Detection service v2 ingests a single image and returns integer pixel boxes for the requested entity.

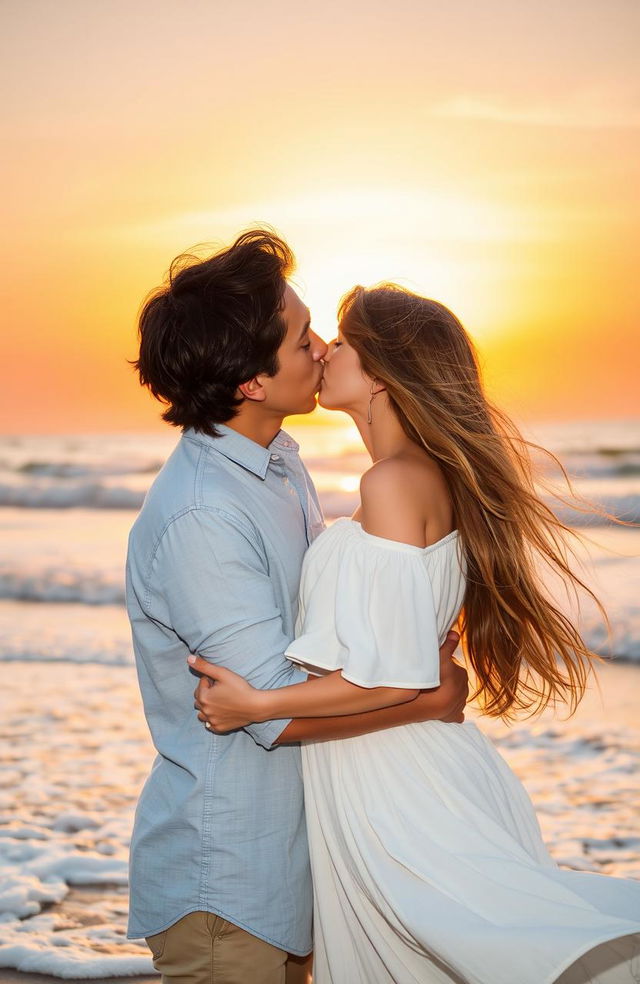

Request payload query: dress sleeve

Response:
[334,538,442,689]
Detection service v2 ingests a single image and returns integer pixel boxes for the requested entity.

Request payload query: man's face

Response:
[259,284,327,416]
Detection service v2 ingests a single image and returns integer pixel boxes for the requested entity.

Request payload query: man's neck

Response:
[223,411,285,449]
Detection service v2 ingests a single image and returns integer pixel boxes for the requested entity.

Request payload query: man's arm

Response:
[151,506,307,750]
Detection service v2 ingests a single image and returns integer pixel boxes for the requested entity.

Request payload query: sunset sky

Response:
[2,0,638,432]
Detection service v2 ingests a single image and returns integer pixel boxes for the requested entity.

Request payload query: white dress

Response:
[284,518,640,984]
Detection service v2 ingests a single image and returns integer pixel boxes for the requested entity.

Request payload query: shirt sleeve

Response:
[147,506,306,750]
[333,539,443,689]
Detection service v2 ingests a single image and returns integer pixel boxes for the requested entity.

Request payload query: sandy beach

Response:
[1,656,638,981]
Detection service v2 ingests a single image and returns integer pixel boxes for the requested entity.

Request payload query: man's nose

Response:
[311,331,328,361]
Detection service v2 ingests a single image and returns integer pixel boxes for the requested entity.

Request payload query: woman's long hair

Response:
[339,283,612,721]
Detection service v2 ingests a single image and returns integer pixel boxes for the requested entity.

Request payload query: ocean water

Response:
[1,418,639,664]
[0,417,639,978]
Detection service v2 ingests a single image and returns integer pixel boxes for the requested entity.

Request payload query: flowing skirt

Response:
[302,720,640,984]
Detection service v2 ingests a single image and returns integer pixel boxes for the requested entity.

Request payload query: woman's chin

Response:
[318,391,349,414]
[318,382,350,414]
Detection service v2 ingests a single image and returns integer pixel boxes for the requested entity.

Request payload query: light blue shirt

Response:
[125,424,325,952]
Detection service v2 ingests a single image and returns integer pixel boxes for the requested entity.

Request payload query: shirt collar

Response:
[183,424,299,481]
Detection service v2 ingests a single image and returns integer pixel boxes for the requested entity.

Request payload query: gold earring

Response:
[367,382,378,425]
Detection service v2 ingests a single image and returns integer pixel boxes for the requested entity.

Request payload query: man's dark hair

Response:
[133,228,294,436]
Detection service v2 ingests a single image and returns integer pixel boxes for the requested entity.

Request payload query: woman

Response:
[191,285,640,983]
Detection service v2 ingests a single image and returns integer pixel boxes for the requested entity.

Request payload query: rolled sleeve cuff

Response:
[243,663,308,749]
[245,717,293,750]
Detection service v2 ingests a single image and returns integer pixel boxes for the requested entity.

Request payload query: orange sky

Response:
[1,0,638,433]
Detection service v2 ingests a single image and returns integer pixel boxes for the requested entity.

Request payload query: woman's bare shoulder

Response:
[359,455,452,547]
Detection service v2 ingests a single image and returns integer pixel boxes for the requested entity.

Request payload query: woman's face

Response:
[318,322,373,414]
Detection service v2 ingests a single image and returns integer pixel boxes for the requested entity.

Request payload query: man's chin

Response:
[287,397,319,417]
[288,385,327,416]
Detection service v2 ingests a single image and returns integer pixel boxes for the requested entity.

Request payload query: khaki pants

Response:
[145,910,313,984]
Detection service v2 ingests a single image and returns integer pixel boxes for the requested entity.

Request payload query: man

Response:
[125,229,468,984]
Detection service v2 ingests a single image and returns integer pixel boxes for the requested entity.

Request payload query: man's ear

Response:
[236,375,267,403]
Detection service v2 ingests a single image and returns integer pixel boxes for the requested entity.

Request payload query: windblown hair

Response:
[339,283,610,720]
[133,228,294,437]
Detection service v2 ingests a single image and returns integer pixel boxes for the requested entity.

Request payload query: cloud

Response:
[431,92,640,129]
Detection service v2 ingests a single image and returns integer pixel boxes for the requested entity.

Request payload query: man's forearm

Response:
[274,684,449,744]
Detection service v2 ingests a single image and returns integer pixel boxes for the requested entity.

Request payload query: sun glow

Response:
[127,185,529,344]
[2,0,638,432]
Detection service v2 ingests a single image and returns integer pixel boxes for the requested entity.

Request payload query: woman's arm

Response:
[275,645,468,743]
[191,632,467,739]
[260,669,420,720]
[188,654,419,733]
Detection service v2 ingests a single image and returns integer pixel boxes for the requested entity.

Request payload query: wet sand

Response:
[1,658,638,980]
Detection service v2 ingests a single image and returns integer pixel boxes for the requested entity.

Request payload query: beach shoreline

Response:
[0,972,156,984]
[1,657,638,980]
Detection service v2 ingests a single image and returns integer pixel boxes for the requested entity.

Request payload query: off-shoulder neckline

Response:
[337,517,459,555]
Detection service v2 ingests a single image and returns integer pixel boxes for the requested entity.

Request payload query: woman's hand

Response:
[436,633,469,723]
[188,654,267,732]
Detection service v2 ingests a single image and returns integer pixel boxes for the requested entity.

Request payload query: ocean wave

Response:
[534,450,640,480]
[15,459,162,478]
[0,580,638,665]
[0,600,134,665]
[551,495,640,527]
[0,570,124,605]
[0,481,145,509]
[2,448,639,483]
[13,481,634,523]
[1,647,134,666]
